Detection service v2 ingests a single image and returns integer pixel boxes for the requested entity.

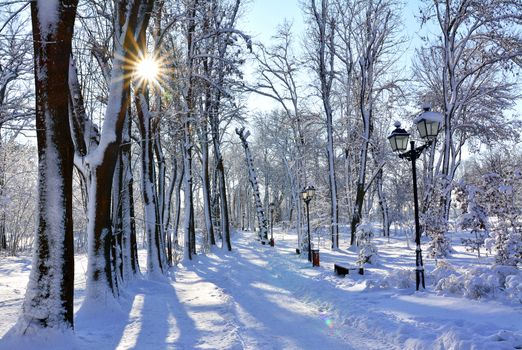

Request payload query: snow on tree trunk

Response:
[0,130,6,251]
[120,109,140,277]
[15,0,78,332]
[173,158,184,256]
[376,169,390,237]
[163,156,177,265]
[212,118,232,251]
[182,136,196,260]
[136,93,164,276]
[111,152,124,284]
[198,117,216,248]
[236,127,268,242]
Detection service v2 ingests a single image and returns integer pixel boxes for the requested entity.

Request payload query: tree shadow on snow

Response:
[131,278,198,349]
[188,247,355,349]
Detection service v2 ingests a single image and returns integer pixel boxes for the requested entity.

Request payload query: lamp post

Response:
[269,202,275,246]
[301,186,316,262]
[388,105,442,291]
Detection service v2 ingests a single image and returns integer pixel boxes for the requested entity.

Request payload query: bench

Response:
[334,264,364,276]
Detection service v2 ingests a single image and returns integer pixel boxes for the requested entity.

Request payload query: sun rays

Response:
[132,53,169,89]
[136,55,160,83]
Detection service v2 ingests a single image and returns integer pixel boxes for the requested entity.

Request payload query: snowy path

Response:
[1,229,521,349]
[183,239,392,350]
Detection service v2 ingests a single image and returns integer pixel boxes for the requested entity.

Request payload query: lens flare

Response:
[135,56,160,83]
[325,318,334,328]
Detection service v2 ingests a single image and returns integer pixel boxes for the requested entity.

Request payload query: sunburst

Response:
[133,55,165,86]
[135,55,161,84]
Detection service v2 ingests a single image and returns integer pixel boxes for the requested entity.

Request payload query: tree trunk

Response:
[136,93,164,275]
[236,127,268,242]
[173,159,184,254]
[163,156,177,266]
[0,130,6,251]
[121,108,140,277]
[199,121,216,247]
[17,0,77,331]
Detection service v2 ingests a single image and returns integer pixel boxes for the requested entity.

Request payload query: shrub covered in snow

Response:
[456,170,522,267]
[431,261,522,303]
[454,182,489,258]
[355,223,379,265]
[424,204,452,259]
[421,175,453,258]
[481,171,522,267]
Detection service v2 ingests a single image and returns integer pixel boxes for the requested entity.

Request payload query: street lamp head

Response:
[388,121,410,152]
[415,106,442,140]
[301,185,316,202]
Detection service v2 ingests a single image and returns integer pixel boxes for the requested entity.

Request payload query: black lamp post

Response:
[269,202,275,246]
[301,186,316,262]
[388,105,442,291]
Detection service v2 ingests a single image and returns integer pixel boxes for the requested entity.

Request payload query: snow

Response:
[36,0,59,37]
[414,111,443,123]
[1,230,521,349]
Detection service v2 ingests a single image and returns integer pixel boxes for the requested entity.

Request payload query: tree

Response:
[458,149,522,266]
[248,22,309,252]
[15,0,78,332]
[348,0,403,245]
[69,0,155,301]
[236,127,269,242]
[416,0,522,226]
[306,0,339,249]
[134,1,166,276]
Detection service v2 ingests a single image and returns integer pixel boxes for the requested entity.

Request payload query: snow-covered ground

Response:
[0,229,521,349]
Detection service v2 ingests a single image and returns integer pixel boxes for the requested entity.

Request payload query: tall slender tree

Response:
[307,0,339,249]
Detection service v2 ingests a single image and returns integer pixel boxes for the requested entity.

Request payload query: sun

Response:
[135,56,160,84]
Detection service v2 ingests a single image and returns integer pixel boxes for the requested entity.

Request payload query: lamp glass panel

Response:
[417,119,428,139]
[307,187,315,199]
[426,120,440,138]
[397,135,409,151]
[388,137,398,152]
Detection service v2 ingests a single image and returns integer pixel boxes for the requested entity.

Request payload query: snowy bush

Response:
[480,171,522,267]
[504,274,522,303]
[454,182,488,258]
[422,176,453,258]
[431,262,522,303]
[355,223,378,265]
[424,204,452,259]
[359,268,415,290]
[454,170,522,267]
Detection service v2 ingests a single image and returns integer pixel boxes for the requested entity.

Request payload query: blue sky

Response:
[240,0,521,117]
[240,0,430,112]
[241,0,427,50]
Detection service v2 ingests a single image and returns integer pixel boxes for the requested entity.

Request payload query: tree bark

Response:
[18,0,78,330]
